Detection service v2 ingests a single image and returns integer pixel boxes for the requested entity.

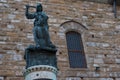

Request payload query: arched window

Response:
[66,31,87,68]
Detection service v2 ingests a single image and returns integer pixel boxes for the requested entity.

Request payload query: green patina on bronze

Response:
[24,3,57,69]
[25,3,56,51]
[24,49,57,69]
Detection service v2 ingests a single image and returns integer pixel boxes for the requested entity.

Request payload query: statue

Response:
[24,3,57,69]
[25,3,56,52]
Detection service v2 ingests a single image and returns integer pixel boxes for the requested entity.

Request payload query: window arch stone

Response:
[60,20,88,34]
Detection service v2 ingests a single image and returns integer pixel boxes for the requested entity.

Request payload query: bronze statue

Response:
[24,3,57,69]
[25,3,56,51]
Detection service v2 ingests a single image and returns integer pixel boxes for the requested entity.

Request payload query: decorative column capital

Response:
[24,65,58,80]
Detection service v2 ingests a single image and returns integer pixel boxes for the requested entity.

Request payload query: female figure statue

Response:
[25,3,56,51]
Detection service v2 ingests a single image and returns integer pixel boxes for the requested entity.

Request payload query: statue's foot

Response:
[36,45,40,48]
[26,45,36,51]
[36,45,47,50]
[48,44,56,48]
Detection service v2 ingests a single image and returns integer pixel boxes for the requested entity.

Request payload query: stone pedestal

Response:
[24,47,57,80]
[24,65,57,80]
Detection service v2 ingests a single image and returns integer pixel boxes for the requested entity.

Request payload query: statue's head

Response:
[36,3,43,12]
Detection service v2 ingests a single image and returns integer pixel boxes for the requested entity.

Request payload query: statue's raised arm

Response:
[25,4,35,19]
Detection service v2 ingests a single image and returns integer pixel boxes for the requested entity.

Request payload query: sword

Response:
[29,5,36,8]
[26,4,36,8]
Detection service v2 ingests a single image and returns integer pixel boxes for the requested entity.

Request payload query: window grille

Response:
[66,31,87,68]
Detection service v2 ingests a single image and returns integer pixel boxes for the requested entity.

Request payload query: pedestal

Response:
[24,47,57,80]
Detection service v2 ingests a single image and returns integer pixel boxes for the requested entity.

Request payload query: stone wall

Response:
[0,0,120,80]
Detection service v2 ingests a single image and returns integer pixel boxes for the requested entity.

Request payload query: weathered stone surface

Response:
[94,58,104,64]
[12,54,22,61]
[115,59,120,64]
[0,77,4,80]
[66,77,81,80]
[100,78,113,80]
[5,77,24,80]
[116,78,120,80]
[7,24,15,29]
[0,0,120,80]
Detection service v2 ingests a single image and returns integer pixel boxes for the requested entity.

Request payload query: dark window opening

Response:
[66,31,87,68]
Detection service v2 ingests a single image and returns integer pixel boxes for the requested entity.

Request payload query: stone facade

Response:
[0,0,120,80]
